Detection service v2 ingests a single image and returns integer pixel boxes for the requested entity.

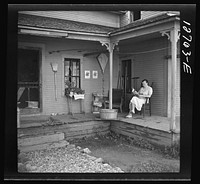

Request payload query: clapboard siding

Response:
[133,58,166,116]
[20,11,120,28]
[141,11,165,20]
[121,37,168,116]
[120,11,129,27]
[141,11,180,20]
[18,34,119,115]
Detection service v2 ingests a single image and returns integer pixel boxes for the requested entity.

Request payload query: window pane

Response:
[72,61,77,76]
[76,61,80,76]
[76,77,80,88]
[64,76,70,88]
[71,77,76,87]
[64,60,70,76]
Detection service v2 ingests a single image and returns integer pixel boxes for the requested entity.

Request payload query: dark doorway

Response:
[121,59,132,111]
[122,59,132,94]
[17,48,41,114]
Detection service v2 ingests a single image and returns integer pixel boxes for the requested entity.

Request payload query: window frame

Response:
[64,58,81,90]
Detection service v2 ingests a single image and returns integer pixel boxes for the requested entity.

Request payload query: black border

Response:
[5,4,196,181]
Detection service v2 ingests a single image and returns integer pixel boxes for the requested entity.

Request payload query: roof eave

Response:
[18,25,109,38]
[109,15,180,36]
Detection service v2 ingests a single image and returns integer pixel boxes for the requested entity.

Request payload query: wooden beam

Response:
[83,50,108,57]
[19,140,69,152]
[18,132,65,147]
[109,49,113,109]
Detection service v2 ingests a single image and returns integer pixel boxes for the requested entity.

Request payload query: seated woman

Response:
[126,79,153,118]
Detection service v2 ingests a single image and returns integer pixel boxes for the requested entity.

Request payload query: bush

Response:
[163,141,180,158]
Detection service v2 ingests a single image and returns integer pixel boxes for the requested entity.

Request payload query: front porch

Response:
[18,112,180,152]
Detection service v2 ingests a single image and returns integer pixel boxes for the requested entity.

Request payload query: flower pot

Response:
[74,94,85,100]
[100,109,118,120]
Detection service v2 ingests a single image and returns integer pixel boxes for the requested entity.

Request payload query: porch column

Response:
[161,24,180,131]
[170,25,180,131]
[100,40,118,109]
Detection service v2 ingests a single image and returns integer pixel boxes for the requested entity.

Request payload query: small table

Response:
[67,95,85,116]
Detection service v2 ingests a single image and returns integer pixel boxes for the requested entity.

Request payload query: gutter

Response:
[18,25,109,38]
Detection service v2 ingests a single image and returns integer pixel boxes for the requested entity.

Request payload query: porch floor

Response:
[19,112,180,133]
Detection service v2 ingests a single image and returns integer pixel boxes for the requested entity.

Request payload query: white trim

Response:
[20,29,68,37]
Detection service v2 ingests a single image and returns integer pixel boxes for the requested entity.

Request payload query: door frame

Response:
[18,42,45,114]
[120,58,132,111]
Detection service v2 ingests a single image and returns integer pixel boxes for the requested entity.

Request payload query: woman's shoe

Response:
[126,113,132,118]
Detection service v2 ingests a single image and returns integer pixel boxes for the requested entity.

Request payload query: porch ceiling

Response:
[118,32,161,46]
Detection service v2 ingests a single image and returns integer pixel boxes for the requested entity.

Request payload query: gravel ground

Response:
[18,132,179,173]
[70,132,180,173]
[18,144,124,173]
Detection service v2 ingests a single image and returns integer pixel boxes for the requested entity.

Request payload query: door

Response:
[121,59,132,110]
[17,48,41,114]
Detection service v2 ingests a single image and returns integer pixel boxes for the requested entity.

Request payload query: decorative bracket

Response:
[100,40,119,53]
[161,30,171,40]
[160,29,180,43]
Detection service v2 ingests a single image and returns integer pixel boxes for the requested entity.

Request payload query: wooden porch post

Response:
[100,40,118,109]
[109,48,113,109]
[170,25,179,131]
[161,23,180,132]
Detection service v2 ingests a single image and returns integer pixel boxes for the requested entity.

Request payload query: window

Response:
[133,11,141,21]
[64,58,81,89]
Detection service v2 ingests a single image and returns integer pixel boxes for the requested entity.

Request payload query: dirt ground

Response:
[70,132,180,172]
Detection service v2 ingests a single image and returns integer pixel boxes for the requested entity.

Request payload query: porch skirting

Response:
[110,120,180,148]
[18,114,180,152]
[18,120,111,141]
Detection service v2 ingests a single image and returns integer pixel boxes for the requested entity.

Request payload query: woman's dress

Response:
[130,86,153,112]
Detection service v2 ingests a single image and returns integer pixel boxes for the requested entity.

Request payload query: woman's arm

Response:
[139,87,153,98]
[132,88,139,96]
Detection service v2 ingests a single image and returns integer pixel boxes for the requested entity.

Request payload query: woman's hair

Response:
[141,79,149,87]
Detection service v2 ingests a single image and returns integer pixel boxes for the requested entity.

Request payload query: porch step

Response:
[18,132,65,147]
[18,132,69,152]
[19,114,50,128]
[19,140,69,152]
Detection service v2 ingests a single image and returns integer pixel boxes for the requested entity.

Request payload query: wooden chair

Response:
[104,89,123,113]
[140,82,153,117]
[140,97,152,117]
